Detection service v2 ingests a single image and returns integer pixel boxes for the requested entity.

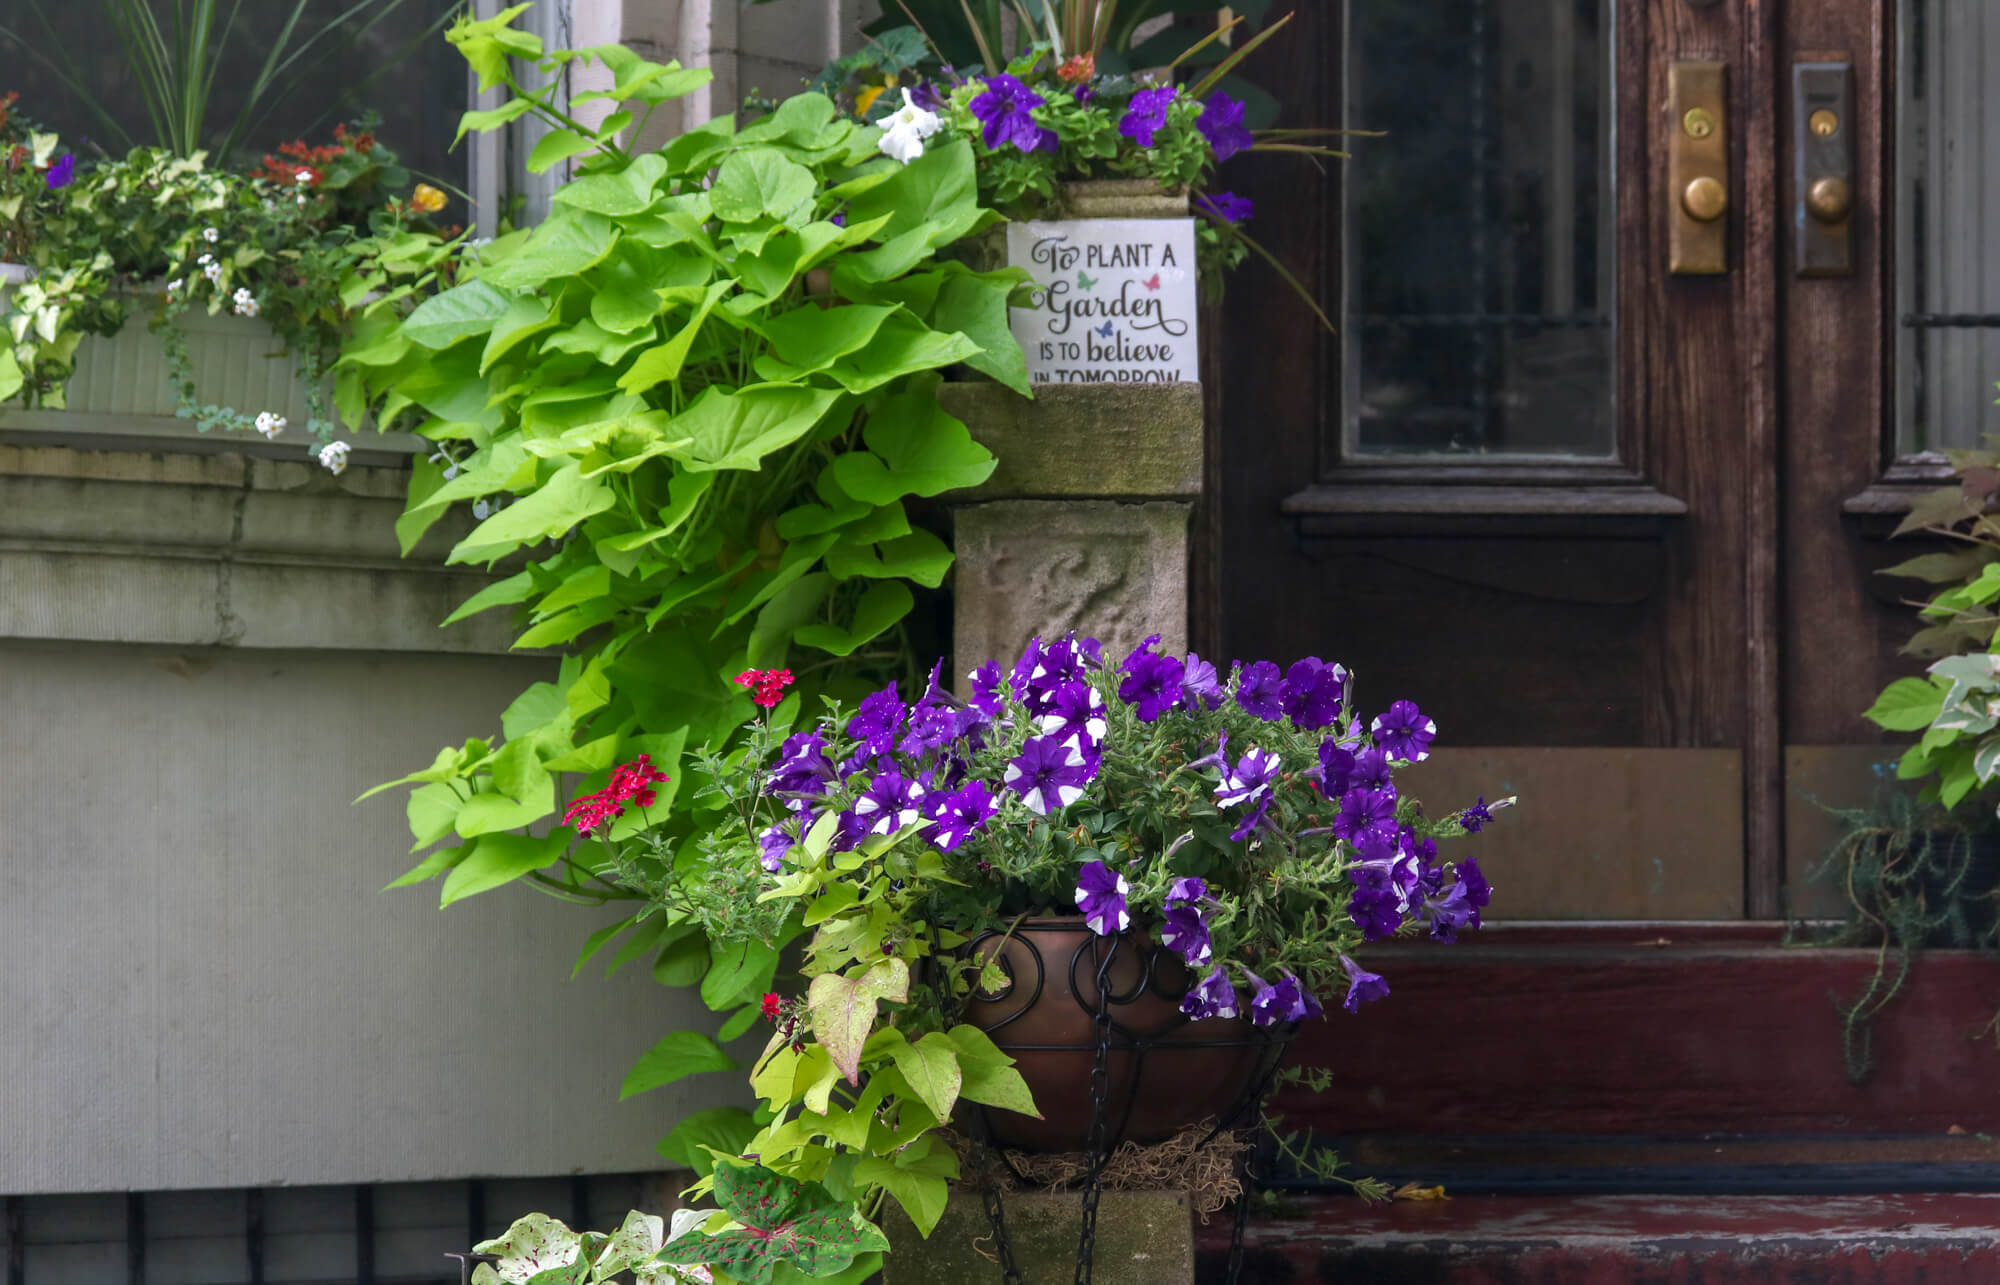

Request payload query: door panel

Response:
[1213,0,1791,919]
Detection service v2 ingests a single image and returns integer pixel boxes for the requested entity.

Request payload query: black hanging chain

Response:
[1073,937,1118,1285]
[980,1183,1027,1285]
[1223,1089,1270,1285]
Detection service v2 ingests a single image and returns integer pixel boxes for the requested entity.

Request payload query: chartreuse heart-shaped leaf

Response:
[806,958,909,1083]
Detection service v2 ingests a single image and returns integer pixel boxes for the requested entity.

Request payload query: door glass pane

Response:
[1344,0,1616,459]
[0,2,467,195]
[1896,0,2000,457]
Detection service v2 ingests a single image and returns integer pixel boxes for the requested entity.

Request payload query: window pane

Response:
[0,2,467,195]
[1896,0,2000,457]
[1345,0,1616,459]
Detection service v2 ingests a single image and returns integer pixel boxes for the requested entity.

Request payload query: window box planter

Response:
[0,277,420,454]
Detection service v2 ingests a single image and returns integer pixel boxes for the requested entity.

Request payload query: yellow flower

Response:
[411,183,447,214]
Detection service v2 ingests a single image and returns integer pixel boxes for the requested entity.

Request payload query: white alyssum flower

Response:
[165,277,183,295]
[317,440,351,475]
[295,169,313,185]
[202,261,223,284]
[231,288,259,317]
[876,88,942,165]
[196,253,213,265]
[253,412,286,440]
[202,226,219,243]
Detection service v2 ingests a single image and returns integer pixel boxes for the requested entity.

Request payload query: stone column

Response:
[944,381,1204,677]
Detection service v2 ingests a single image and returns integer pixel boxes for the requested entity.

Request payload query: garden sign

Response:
[1006,218,1199,386]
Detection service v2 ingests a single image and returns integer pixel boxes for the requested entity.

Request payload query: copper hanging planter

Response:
[959,917,1290,1154]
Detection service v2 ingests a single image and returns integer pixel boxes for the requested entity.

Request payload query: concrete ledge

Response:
[939,382,1204,501]
[885,1190,1193,1285]
[0,444,513,653]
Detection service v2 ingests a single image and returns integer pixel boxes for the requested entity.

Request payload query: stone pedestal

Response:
[941,381,1204,678]
[882,1190,1195,1285]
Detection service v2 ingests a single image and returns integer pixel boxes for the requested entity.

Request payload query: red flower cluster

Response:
[735,668,795,709]
[560,753,670,833]
[331,122,376,153]
[251,135,355,188]
[760,992,783,1021]
[1057,54,1097,84]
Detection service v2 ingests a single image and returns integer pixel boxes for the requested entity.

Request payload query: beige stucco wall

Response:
[0,442,739,1194]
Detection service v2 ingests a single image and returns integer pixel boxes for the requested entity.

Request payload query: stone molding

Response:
[941,381,1204,501]
[0,444,513,654]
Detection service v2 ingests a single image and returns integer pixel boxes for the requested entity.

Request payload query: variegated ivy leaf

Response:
[1974,735,2000,785]
[470,1213,584,1284]
[1928,654,2000,684]
[592,1210,664,1279]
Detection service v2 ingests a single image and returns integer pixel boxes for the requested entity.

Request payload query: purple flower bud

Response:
[1340,955,1390,1012]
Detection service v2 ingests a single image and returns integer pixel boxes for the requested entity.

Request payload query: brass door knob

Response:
[1806,176,1852,223]
[1682,175,1728,223]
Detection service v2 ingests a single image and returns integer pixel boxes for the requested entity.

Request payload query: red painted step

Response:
[1193,1193,2000,1284]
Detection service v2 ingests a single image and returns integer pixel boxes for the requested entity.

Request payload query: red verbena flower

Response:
[562,791,624,833]
[604,754,669,807]
[760,993,782,1021]
[734,668,795,708]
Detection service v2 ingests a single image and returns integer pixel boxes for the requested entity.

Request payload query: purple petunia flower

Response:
[970,74,1055,153]
[848,686,908,760]
[899,660,963,758]
[1234,660,1284,719]
[1073,84,1095,105]
[1180,652,1224,710]
[1004,734,1094,816]
[1340,955,1390,1013]
[969,659,1005,716]
[1119,85,1177,147]
[769,732,837,805]
[758,824,794,873]
[1196,92,1253,161]
[1334,786,1399,857]
[1349,746,1394,791]
[1119,634,1185,722]
[1245,969,1318,1026]
[831,807,872,854]
[1168,877,1208,907]
[910,81,946,112]
[852,768,925,836]
[1161,901,1213,966]
[1460,796,1494,833]
[1317,740,1357,797]
[1278,657,1348,731]
[1216,746,1281,810]
[1194,190,1254,225]
[1371,699,1437,763]
[1181,964,1239,1020]
[1038,679,1107,751]
[829,209,846,227]
[1348,886,1404,940]
[1458,857,1492,912]
[45,154,75,190]
[927,779,999,851]
[1074,859,1131,935]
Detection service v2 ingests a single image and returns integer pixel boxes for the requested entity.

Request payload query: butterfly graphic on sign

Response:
[1142,273,1161,291]
[1095,322,1115,338]
[1077,271,1098,290]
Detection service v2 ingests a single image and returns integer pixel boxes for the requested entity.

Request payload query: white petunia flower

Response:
[317,440,351,475]
[231,288,259,317]
[202,261,223,284]
[876,88,942,166]
[202,227,218,243]
[253,412,286,440]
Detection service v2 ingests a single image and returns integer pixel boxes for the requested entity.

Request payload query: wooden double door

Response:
[1205,0,1985,925]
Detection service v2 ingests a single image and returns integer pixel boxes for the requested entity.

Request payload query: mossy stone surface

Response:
[939,381,1203,502]
[882,1190,1194,1285]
